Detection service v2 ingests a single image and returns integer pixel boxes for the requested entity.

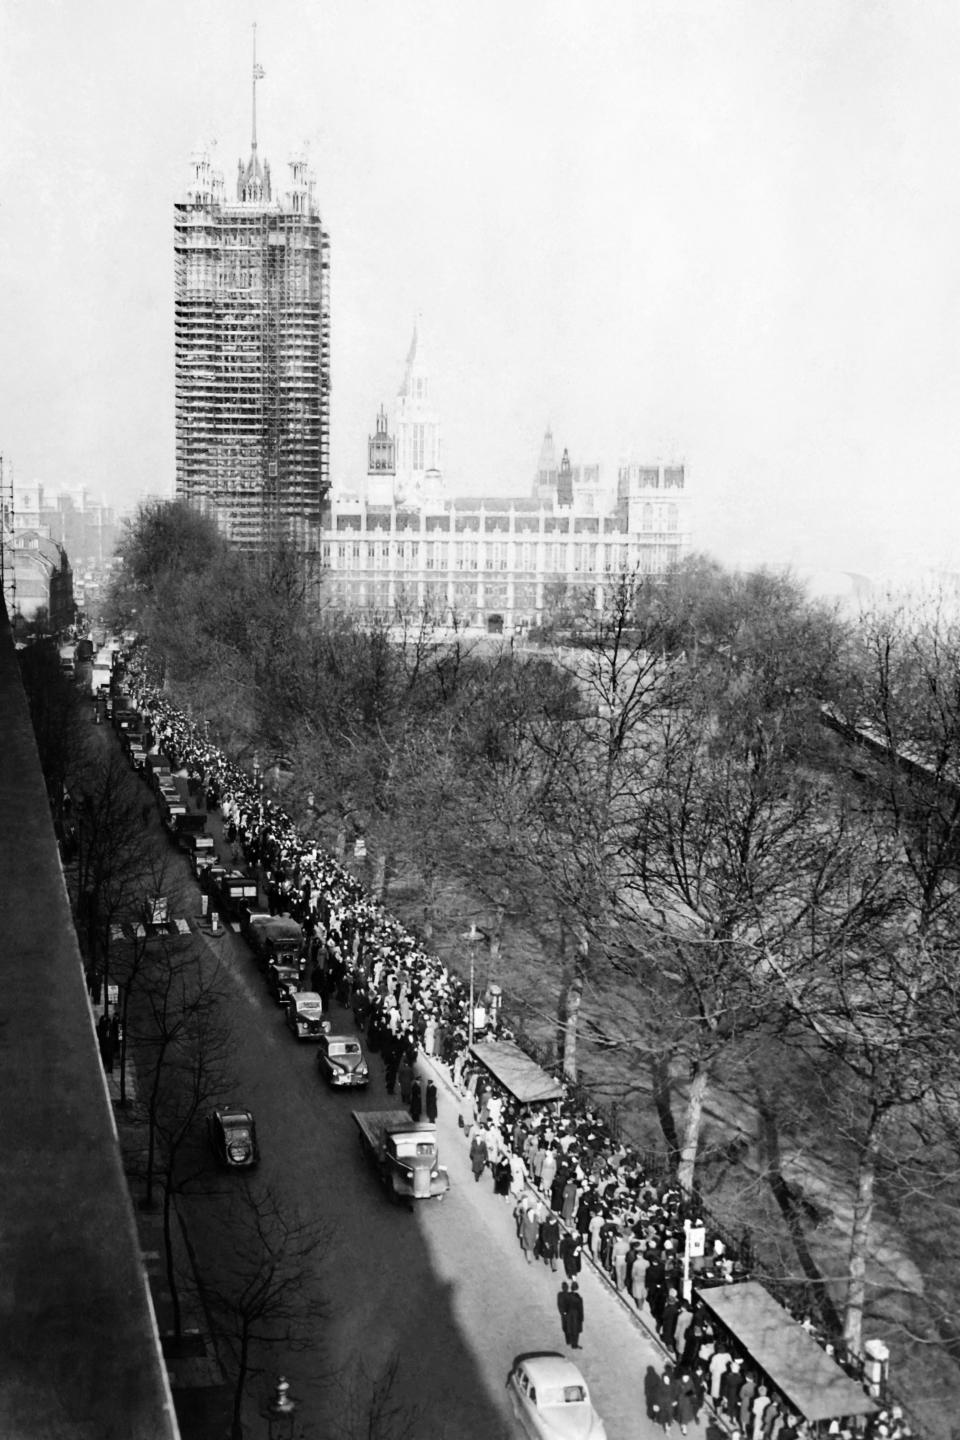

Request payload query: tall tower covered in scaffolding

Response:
[174,32,331,550]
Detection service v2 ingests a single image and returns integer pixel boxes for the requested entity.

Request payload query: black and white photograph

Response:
[1,3,959,1438]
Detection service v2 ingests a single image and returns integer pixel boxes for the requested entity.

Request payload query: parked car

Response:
[267,960,302,1006]
[286,991,328,1040]
[247,913,303,969]
[505,1353,606,1440]
[207,1106,259,1169]
[317,1033,369,1088]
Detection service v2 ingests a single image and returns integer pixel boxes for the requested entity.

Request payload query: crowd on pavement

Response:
[118,651,911,1440]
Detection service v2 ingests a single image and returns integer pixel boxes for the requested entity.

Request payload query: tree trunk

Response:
[370,851,386,901]
[843,1106,886,1354]
[561,975,583,1083]
[118,987,130,1108]
[489,903,506,966]
[162,1175,182,1340]
[649,1051,681,1169]
[676,1059,710,1193]
[231,1324,250,1440]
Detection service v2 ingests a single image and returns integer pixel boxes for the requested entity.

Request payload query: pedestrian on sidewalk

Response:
[660,1287,682,1350]
[540,1145,557,1197]
[398,1055,414,1104]
[425,1080,438,1122]
[566,1282,584,1348]
[459,1088,476,1135]
[654,1367,678,1435]
[410,1078,423,1121]
[97,1012,115,1074]
[519,1200,539,1263]
[630,1247,648,1311]
[675,1370,701,1436]
[539,1210,560,1272]
[557,1282,571,1343]
[508,1150,528,1200]
[560,1228,583,1280]
[470,1129,488,1182]
[493,1154,512,1200]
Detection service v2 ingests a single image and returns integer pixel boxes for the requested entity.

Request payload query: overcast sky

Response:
[2,0,959,579]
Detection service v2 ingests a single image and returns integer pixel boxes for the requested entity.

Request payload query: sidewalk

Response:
[93,992,233,1438]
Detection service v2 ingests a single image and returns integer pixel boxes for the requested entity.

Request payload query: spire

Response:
[399,312,425,398]
[238,23,270,201]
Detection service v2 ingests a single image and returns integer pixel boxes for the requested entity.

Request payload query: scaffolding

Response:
[174,152,331,553]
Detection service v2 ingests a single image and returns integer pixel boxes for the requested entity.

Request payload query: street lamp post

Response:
[463,923,481,1048]
[265,1376,297,1440]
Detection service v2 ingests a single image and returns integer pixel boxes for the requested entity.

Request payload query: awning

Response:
[469,1039,565,1105]
[697,1282,877,1423]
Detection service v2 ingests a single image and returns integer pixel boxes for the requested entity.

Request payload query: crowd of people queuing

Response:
[119,653,911,1440]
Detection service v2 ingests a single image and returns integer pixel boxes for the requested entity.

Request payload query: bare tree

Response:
[334,1356,422,1440]
[198,1182,332,1440]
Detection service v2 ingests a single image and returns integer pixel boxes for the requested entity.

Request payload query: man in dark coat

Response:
[398,1056,414,1103]
[560,1229,583,1279]
[659,1287,682,1351]
[719,1358,743,1420]
[96,1012,115,1073]
[425,1080,438,1122]
[409,1078,423,1121]
[565,1282,584,1348]
[557,1282,571,1343]
[652,1368,677,1434]
[539,1212,561,1272]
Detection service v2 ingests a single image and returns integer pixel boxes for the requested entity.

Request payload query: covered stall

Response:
[468,1039,565,1107]
[697,1282,876,1428]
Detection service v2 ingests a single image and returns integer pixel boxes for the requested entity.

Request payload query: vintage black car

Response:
[317,1033,369,1088]
[267,959,302,1006]
[207,1106,259,1169]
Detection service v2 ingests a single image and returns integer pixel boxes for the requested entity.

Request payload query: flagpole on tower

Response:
[251,22,264,156]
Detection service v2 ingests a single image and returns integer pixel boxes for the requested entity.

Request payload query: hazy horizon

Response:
[2,1,959,582]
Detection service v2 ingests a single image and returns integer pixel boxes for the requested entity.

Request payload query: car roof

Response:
[323,1034,359,1045]
[514,1354,587,1389]
[217,1107,253,1125]
[291,991,322,1005]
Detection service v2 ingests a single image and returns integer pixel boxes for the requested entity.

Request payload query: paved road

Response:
[178,923,720,1440]
[105,716,722,1440]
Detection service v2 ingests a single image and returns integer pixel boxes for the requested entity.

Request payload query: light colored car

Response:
[506,1353,606,1440]
[286,991,328,1040]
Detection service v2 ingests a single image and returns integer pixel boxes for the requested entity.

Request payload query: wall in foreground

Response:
[0,600,178,1440]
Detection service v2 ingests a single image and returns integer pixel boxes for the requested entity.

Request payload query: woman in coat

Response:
[458,1088,476,1135]
[561,1175,579,1226]
[469,1130,488,1182]
[493,1153,513,1199]
[519,1200,540,1262]
[675,1371,701,1436]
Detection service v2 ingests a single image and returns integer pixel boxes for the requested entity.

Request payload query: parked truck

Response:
[353,1111,450,1203]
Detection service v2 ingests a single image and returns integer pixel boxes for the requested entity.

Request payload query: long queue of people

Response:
[119,654,908,1440]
